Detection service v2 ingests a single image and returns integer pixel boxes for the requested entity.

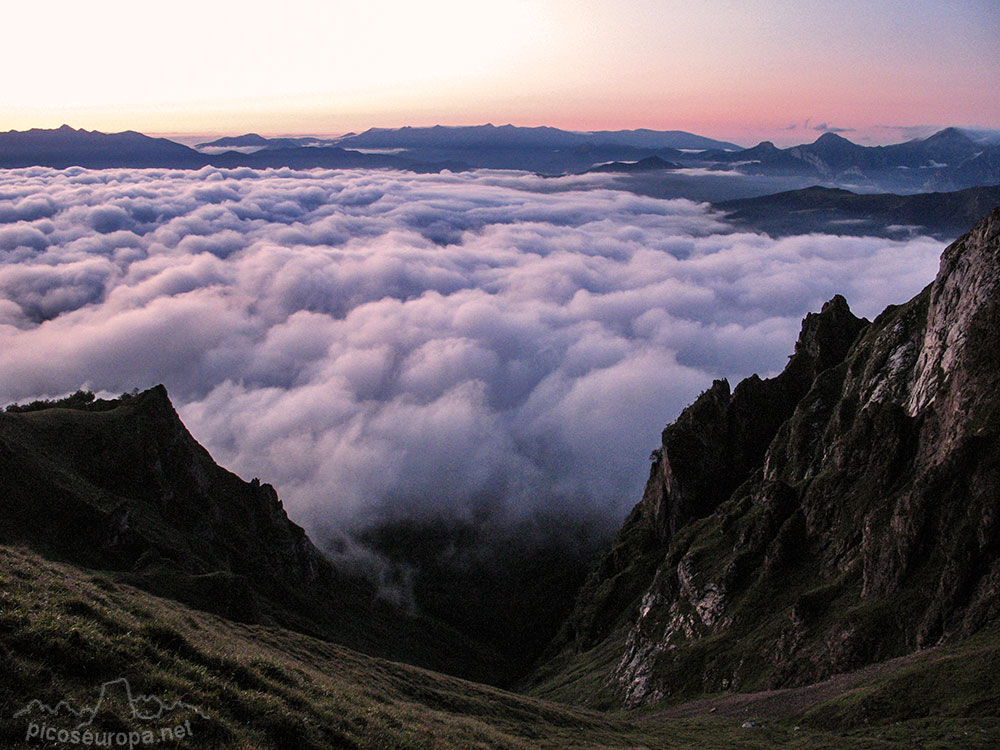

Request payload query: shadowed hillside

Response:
[0,386,506,684]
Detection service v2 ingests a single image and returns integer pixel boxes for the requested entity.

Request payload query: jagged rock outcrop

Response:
[539,205,1000,707]
[644,293,867,544]
[556,295,867,655]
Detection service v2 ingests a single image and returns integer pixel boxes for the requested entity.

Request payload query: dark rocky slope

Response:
[532,205,1000,707]
[0,386,505,683]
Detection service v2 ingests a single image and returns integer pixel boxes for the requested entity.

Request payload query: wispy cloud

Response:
[874,124,942,140]
[813,122,855,134]
[781,118,856,136]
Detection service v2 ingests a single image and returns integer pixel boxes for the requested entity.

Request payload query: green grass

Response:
[803,630,1000,729]
[2,544,1000,749]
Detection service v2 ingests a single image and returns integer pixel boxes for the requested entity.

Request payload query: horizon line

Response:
[6,121,996,152]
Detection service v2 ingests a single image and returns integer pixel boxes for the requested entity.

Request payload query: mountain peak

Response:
[922,126,976,147]
[812,131,854,146]
[230,132,268,143]
[792,294,866,373]
[821,293,851,314]
[134,382,174,412]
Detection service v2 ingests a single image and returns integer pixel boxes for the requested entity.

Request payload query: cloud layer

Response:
[0,166,944,532]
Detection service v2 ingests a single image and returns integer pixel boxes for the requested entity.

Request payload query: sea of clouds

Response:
[0,166,944,536]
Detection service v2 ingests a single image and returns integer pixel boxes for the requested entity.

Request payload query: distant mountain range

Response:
[1,123,734,176]
[0,126,457,173]
[198,124,740,152]
[0,125,205,169]
[326,123,741,151]
[317,124,737,173]
[195,133,338,150]
[698,128,1000,191]
[2,124,998,194]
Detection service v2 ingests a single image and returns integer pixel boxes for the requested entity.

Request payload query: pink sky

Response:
[3,0,997,147]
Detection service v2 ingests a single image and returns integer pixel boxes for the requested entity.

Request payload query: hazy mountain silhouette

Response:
[583,155,681,174]
[3,125,997,189]
[195,133,340,150]
[0,125,205,169]
[331,123,740,151]
[324,124,735,174]
[0,126,465,173]
[715,183,1000,239]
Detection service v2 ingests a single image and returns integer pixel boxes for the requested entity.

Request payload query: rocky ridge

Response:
[537,205,1000,708]
[0,386,505,682]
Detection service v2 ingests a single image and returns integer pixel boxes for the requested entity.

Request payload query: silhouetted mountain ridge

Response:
[699,128,1000,191]
[195,133,341,150]
[0,125,204,169]
[331,123,740,151]
[0,125,453,172]
[584,155,681,174]
[2,125,998,192]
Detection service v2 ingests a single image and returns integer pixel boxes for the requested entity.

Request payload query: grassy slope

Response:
[0,392,509,685]
[2,545,999,749]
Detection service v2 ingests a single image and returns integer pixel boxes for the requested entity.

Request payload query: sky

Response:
[3,0,998,145]
[0,166,944,536]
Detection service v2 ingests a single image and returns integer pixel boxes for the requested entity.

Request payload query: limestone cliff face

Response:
[546,205,1000,707]
[556,295,867,657]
